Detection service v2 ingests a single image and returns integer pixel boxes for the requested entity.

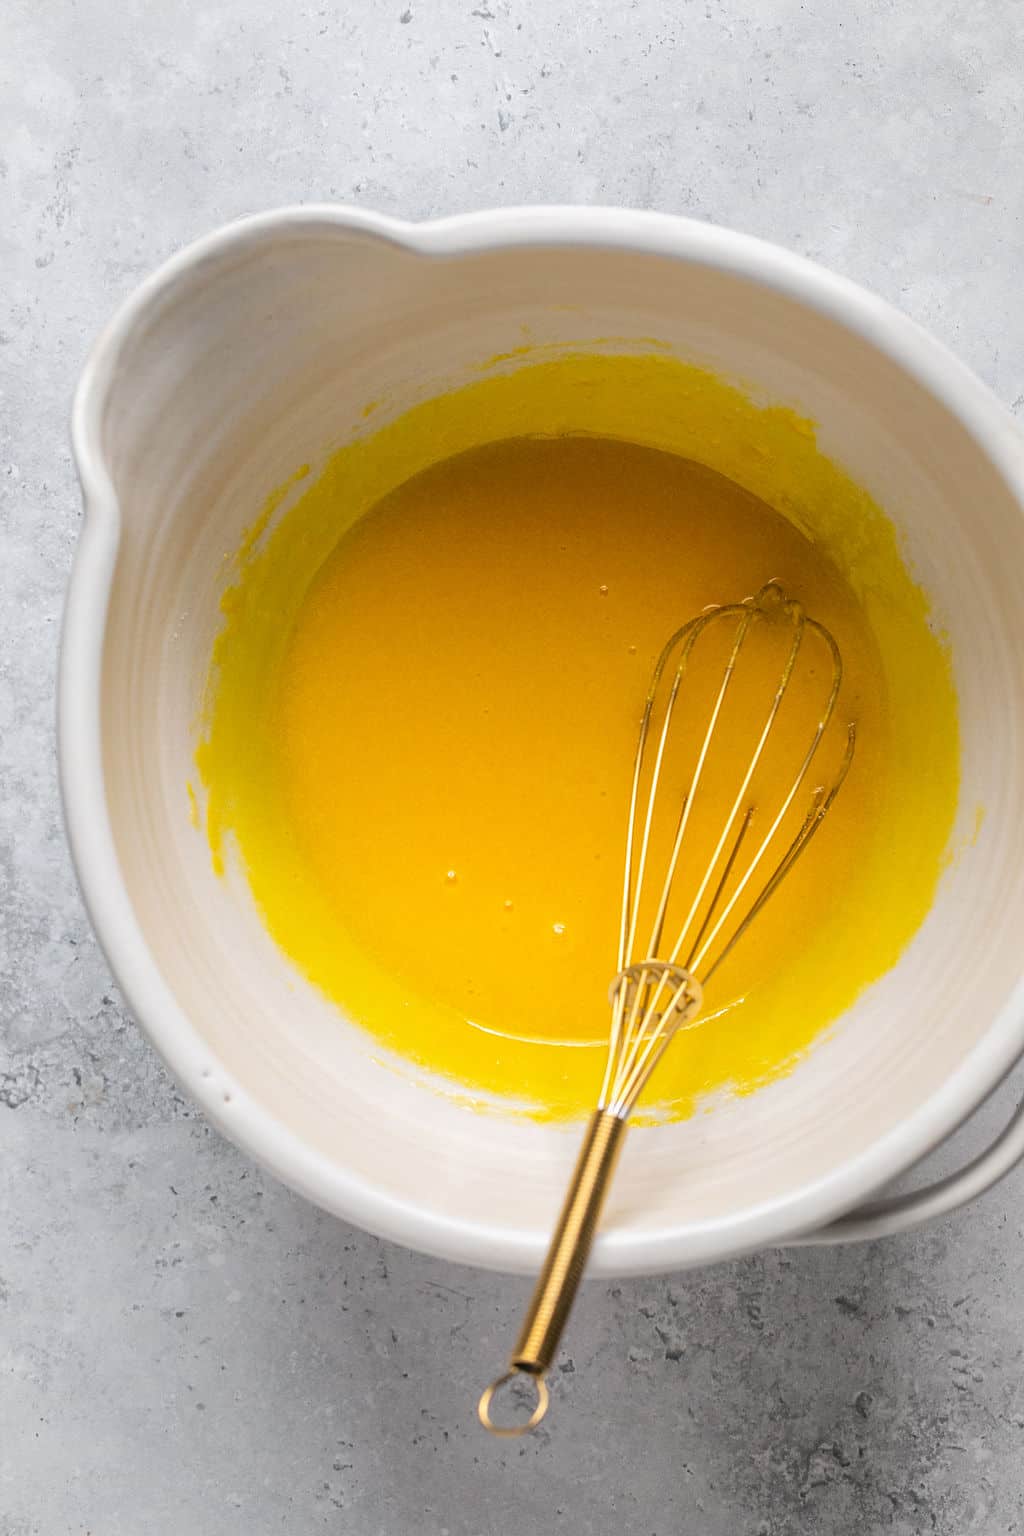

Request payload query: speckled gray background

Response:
[3,1,1024,1531]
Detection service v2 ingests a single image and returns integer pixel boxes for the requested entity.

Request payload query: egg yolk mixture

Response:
[197,352,959,1119]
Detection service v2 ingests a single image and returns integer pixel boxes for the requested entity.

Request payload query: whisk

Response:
[478,580,855,1436]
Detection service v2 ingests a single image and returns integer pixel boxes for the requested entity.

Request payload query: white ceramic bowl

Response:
[62,206,1024,1275]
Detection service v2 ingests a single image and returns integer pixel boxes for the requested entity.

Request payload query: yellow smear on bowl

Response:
[196,351,959,1120]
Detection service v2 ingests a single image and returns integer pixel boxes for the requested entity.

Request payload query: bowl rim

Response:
[61,203,1024,1275]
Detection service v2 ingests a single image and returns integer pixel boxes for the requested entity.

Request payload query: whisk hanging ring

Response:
[476,1368,550,1438]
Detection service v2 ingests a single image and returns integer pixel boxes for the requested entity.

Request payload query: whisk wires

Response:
[600,581,855,1119]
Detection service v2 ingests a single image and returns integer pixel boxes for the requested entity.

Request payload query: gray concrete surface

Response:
[4,1,1024,1530]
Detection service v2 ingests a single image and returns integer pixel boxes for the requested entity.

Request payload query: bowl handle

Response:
[795,414,1024,1247]
[785,1089,1024,1245]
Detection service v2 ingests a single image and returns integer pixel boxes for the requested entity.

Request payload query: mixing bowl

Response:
[61,205,1024,1275]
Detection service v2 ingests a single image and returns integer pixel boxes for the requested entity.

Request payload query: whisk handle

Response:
[478,1109,626,1436]
[513,1108,627,1372]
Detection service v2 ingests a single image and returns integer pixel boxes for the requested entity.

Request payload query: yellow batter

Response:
[196,350,959,1119]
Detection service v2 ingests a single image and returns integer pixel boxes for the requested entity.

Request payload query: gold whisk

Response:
[478,581,855,1436]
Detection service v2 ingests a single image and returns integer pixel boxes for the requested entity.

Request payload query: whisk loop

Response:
[478,582,855,1436]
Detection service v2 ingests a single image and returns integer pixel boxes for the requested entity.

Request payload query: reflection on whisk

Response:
[478,582,856,1436]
